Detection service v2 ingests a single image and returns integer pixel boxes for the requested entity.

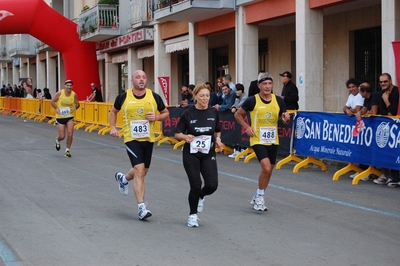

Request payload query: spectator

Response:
[1,85,6,96]
[248,70,265,97]
[343,78,363,116]
[86,83,103,102]
[43,88,52,99]
[213,83,235,111]
[229,83,248,159]
[205,82,218,107]
[180,84,195,108]
[351,82,380,181]
[216,77,224,103]
[36,89,43,99]
[223,74,236,91]
[373,73,399,186]
[279,71,299,110]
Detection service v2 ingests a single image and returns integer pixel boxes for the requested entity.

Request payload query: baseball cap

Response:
[65,80,73,85]
[279,71,292,78]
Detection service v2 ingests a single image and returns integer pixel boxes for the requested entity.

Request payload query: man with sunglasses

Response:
[374,73,399,187]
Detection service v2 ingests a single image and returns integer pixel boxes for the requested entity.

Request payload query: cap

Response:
[279,71,292,78]
[64,80,73,85]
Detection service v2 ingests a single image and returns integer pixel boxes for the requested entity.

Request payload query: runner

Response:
[109,70,169,220]
[51,80,80,158]
[234,72,290,211]
[175,83,223,227]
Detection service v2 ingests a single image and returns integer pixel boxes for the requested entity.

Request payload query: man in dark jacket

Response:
[279,71,299,110]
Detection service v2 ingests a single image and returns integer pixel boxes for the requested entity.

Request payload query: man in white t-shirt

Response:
[343,78,364,116]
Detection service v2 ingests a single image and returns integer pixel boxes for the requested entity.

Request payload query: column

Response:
[105,53,119,101]
[127,47,141,82]
[36,56,46,90]
[382,0,400,85]
[189,23,208,85]
[58,53,65,92]
[296,0,324,111]
[153,23,171,99]
[46,52,57,92]
[236,5,258,90]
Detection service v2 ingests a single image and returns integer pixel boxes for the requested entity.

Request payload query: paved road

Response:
[0,114,399,266]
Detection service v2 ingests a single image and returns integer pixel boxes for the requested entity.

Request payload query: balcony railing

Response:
[7,34,37,58]
[153,0,235,23]
[35,41,56,53]
[0,44,11,62]
[129,0,154,29]
[78,4,120,42]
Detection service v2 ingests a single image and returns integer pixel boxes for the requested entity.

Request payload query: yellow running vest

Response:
[121,88,157,143]
[249,94,280,146]
[55,89,76,119]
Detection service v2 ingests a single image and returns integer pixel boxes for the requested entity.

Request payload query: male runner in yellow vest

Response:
[235,72,290,211]
[109,70,169,220]
[51,79,80,158]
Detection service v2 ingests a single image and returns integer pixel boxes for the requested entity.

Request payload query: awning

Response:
[165,35,189,53]
[137,45,154,59]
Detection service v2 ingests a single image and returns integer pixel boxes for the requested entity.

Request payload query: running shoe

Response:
[384,179,400,188]
[253,195,268,211]
[349,173,357,179]
[197,197,205,213]
[64,150,71,158]
[228,150,239,158]
[360,176,370,181]
[115,172,128,195]
[187,214,199,227]
[373,174,388,185]
[55,138,60,151]
[138,203,152,220]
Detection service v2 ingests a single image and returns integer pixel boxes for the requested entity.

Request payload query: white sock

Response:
[256,189,264,196]
[138,202,145,209]
[122,175,128,184]
[65,148,70,152]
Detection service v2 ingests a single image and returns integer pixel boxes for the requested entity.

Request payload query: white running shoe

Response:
[228,150,238,158]
[115,172,128,195]
[253,195,268,211]
[360,176,370,181]
[373,174,388,185]
[138,203,152,220]
[197,197,205,213]
[187,214,199,227]
[349,173,357,179]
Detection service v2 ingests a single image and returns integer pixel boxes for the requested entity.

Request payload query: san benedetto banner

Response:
[294,112,400,170]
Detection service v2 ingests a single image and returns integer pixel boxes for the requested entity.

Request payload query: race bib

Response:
[190,135,212,154]
[130,120,150,138]
[260,126,276,144]
[59,107,70,117]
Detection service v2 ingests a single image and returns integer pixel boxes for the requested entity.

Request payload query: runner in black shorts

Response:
[51,80,80,158]
[235,72,290,212]
[109,70,169,220]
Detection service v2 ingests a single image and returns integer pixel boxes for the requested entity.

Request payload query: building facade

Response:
[0,0,399,111]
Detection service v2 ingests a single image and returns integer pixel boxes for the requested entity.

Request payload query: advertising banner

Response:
[157,76,170,105]
[294,112,400,170]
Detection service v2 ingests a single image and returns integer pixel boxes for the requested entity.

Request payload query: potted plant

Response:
[1,47,7,58]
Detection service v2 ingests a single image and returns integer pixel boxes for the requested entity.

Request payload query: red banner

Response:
[157,76,170,105]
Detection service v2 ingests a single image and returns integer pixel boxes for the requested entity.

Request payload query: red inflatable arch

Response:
[0,0,99,100]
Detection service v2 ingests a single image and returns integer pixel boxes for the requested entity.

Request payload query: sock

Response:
[65,148,70,152]
[122,175,128,184]
[138,202,145,209]
[256,189,264,196]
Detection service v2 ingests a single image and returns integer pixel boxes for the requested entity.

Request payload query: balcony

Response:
[153,0,235,23]
[0,44,12,63]
[128,0,154,30]
[35,41,56,53]
[7,34,37,58]
[78,4,120,42]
